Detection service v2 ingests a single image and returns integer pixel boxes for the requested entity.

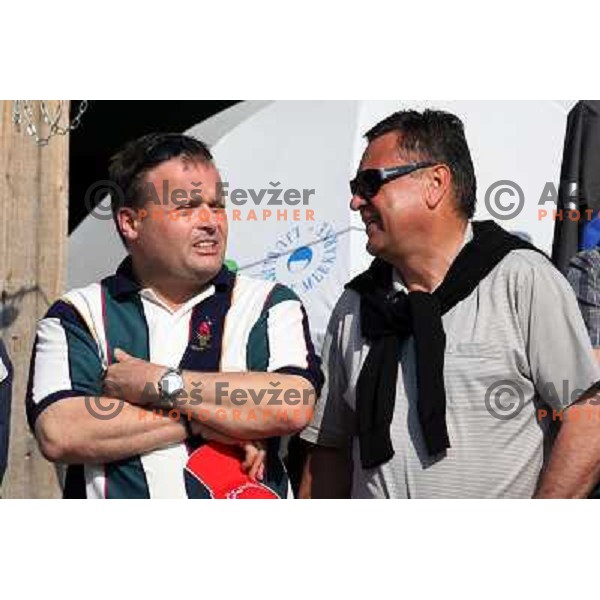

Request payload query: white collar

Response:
[139,285,215,316]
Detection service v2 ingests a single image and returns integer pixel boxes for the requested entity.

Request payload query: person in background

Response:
[568,249,600,363]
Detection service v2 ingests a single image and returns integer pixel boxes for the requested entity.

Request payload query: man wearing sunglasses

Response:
[300,108,600,499]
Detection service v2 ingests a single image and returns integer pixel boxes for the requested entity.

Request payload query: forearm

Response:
[299,444,352,499]
[35,396,187,464]
[174,371,316,439]
[535,403,600,498]
[103,353,318,438]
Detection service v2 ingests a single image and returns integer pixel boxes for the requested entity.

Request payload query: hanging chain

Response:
[13,100,89,147]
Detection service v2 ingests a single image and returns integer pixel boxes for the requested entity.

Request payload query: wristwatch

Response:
[158,367,185,408]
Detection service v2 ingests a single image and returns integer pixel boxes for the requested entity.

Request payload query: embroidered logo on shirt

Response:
[195,319,212,351]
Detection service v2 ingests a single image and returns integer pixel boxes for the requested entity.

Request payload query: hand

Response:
[103,348,164,406]
[190,421,266,481]
[241,441,266,481]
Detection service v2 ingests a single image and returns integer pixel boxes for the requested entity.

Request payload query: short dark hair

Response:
[108,132,213,241]
[365,109,477,219]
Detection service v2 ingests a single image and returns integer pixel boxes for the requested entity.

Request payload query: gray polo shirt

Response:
[302,237,600,498]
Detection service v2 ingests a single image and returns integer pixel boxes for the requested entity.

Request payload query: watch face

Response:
[162,372,184,396]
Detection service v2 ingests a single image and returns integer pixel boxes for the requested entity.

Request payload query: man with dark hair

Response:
[300,108,600,499]
[108,133,215,244]
[364,109,477,219]
[27,132,323,498]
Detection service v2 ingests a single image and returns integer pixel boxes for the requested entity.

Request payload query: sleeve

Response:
[516,252,600,411]
[300,291,356,448]
[566,250,600,348]
[247,284,324,396]
[26,299,105,430]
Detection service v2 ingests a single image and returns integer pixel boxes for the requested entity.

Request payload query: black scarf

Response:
[346,221,545,469]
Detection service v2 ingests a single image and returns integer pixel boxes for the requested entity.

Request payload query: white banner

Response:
[69,100,574,352]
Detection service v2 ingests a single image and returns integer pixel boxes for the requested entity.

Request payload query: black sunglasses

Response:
[350,161,437,201]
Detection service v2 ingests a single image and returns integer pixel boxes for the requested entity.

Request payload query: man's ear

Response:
[424,164,452,210]
[117,207,143,243]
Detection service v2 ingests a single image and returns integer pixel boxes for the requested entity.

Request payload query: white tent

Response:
[69,100,575,350]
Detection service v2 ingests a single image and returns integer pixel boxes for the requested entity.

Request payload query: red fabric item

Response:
[185,442,279,499]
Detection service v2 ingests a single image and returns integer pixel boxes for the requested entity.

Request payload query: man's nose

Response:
[350,194,368,211]
[198,220,217,232]
[195,207,220,229]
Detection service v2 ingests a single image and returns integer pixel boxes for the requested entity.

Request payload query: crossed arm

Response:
[36,398,189,464]
[102,349,316,439]
[35,349,316,467]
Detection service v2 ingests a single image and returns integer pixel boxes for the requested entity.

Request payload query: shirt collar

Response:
[111,256,235,300]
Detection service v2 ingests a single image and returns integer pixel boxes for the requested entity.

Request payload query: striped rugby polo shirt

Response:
[27,258,323,498]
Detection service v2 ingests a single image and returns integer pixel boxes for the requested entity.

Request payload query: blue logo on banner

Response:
[260,222,338,293]
[287,246,313,273]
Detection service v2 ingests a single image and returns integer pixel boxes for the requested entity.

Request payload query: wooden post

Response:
[0,101,69,498]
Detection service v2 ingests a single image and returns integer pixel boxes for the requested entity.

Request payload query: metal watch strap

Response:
[158,367,183,408]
